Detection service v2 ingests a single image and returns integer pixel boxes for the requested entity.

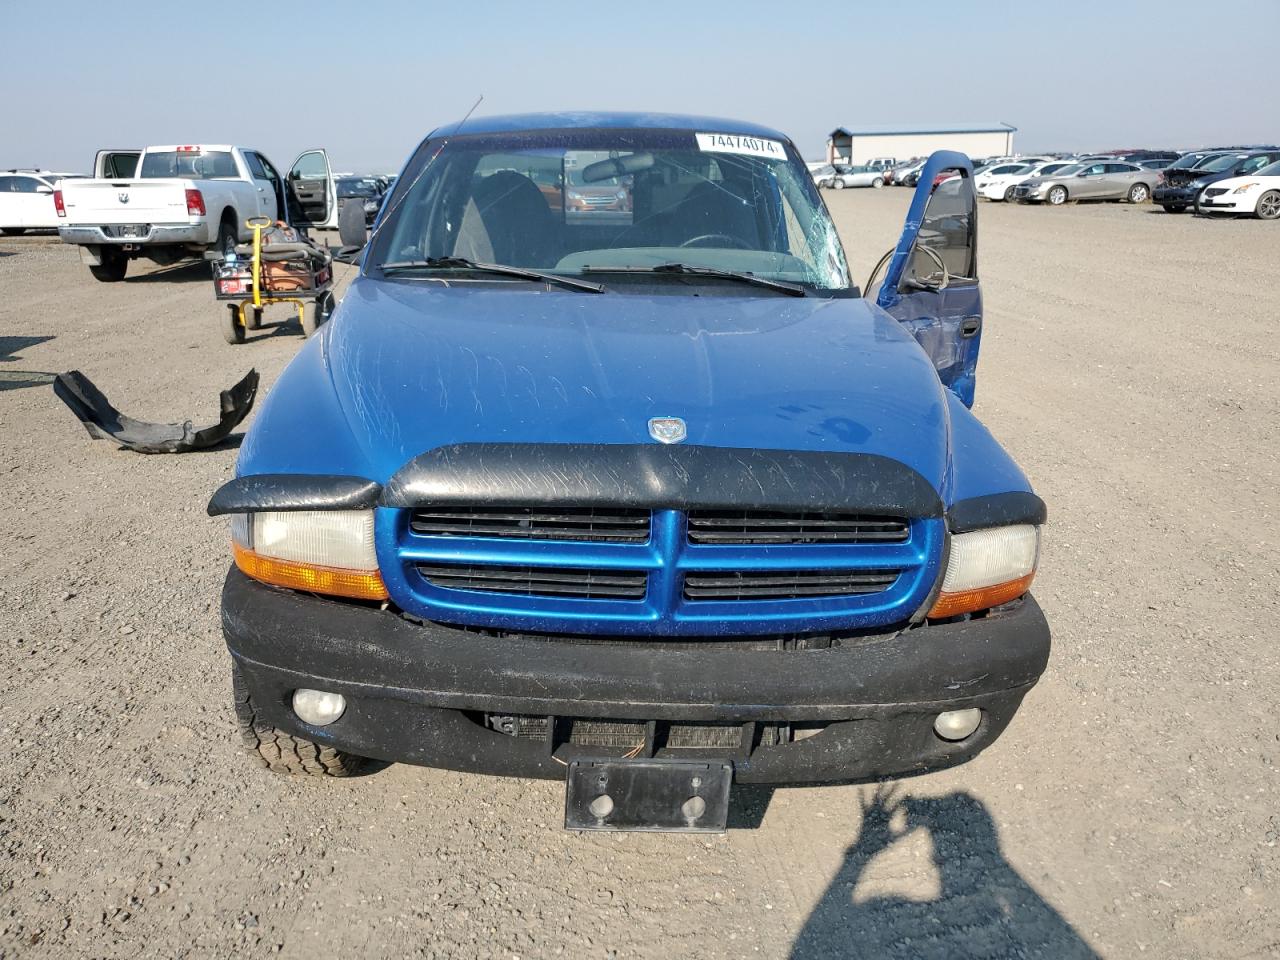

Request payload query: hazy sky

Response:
[3,0,1275,174]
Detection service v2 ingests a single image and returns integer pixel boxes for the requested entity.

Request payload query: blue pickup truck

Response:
[210,113,1048,832]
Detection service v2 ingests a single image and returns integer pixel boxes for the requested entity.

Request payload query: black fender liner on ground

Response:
[53,368,258,453]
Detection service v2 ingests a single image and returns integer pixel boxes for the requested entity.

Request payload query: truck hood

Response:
[309,277,953,493]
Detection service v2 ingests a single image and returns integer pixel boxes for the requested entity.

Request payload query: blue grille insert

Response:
[377,506,943,637]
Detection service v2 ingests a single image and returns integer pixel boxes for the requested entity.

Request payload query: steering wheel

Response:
[679,233,753,250]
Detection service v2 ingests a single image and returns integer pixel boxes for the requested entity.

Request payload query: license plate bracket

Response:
[564,758,733,833]
[118,224,141,238]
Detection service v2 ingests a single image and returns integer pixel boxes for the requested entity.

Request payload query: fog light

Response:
[933,708,982,741]
[292,688,346,726]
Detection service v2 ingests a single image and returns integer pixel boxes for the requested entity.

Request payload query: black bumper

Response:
[1153,186,1196,204]
[223,569,1050,784]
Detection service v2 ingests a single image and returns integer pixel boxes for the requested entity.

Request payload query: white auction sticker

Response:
[695,132,786,160]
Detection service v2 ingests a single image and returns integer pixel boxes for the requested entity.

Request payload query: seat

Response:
[464,171,559,267]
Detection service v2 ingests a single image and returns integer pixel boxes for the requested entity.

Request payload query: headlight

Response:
[929,524,1039,618]
[1232,182,1259,194]
[231,510,387,600]
[567,190,582,200]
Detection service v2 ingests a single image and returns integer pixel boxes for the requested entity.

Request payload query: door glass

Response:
[291,153,328,179]
[258,155,280,186]
[0,176,15,192]
[244,152,268,180]
[102,153,140,178]
[903,172,975,287]
[12,177,41,193]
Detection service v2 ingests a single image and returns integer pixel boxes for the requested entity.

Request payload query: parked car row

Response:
[863,146,1280,219]
[811,163,887,189]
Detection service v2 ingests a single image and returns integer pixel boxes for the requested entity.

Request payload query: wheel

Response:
[302,291,335,338]
[339,195,370,247]
[1003,185,1016,202]
[1047,185,1068,206]
[871,177,884,189]
[88,250,127,282]
[832,179,846,190]
[216,217,238,258]
[1,227,26,236]
[221,304,246,345]
[246,307,263,330]
[232,665,362,777]
[1127,183,1150,203]
[1161,204,1187,213]
[1256,191,1280,220]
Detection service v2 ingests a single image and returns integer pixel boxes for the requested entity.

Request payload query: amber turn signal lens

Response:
[233,543,388,601]
[928,571,1035,619]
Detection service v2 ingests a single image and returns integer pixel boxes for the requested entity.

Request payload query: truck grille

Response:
[683,569,900,601]
[410,506,649,543]
[687,509,908,545]
[393,502,941,635]
[417,563,647,600]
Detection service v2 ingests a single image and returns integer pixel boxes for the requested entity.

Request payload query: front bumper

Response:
[1153,186,1198,204]
[223,568,1051,784]
[1196,195,1247,213]
[58,223,208,246]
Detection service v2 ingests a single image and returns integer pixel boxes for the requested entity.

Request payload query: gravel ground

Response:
[1,192,1277,959]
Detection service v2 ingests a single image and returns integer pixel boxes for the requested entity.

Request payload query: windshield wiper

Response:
[379,256,604,293]
[581,262,808,297]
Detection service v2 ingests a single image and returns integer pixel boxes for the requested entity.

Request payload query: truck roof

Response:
[142,144,238,153]
[426,111,790,143]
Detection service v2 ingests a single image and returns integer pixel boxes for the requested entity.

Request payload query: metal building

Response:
[827,123,1017,165]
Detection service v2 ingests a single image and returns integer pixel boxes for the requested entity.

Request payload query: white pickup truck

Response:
[57,145,336,282]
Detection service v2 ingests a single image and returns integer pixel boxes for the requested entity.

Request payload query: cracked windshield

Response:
[370,129,850,290]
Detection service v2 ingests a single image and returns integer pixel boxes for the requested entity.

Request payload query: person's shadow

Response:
[790,786,1100,959]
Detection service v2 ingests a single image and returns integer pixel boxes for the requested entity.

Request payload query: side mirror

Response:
[36,185,54,195]
[1076,171,1089,177]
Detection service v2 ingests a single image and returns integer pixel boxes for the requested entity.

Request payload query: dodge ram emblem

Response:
[117,192,129,204]
[648,417,687,444]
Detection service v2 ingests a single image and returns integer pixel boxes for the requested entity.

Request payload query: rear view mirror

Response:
[582,153,654,183]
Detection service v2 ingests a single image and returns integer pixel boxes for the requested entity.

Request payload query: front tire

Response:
[232,666,362,777]
[832,179,846,190]
[1256,190,1280,220]
[1127,183,1150,203]
[302,291,335,338]
[88,250,128,282]
[1003,185,1016,201]
[1161,203,1187,213]
[871,177,884,189]
[1047,185,1068,206]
